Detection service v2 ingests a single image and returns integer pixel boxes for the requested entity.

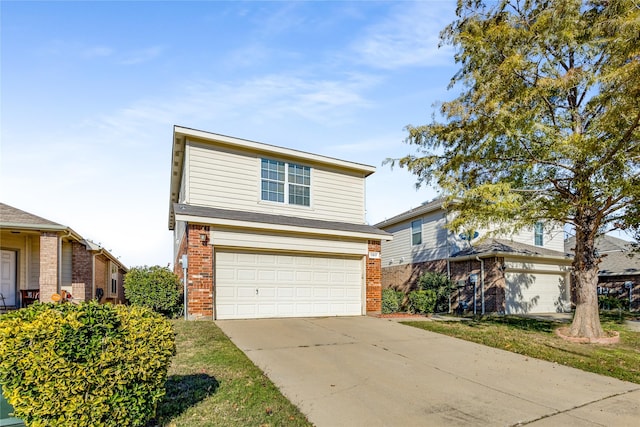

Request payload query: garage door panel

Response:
[506,272,567,314]
[216,251,363,319]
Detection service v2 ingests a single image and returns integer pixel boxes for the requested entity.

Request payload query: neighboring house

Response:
[375,199,572,314]
[0,203,127,309]
[168,126,391,320]
[565,235,639,311]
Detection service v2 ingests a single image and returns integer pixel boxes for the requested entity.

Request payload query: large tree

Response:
[394,0,639,339]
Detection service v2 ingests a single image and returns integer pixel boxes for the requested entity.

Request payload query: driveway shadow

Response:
[151,373,219,426]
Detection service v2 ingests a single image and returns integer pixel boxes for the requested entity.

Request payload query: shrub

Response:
[407,290,437,314]
[417,272,454,313]
[124,265,182,317]
[0,301,175,427]
[382,288,402,314]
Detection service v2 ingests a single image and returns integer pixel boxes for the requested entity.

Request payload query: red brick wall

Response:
[382,256,507,314]
[382,259,447,292]
[185,224,213,320]
[598,275,639,311]
[366,240,382,313]
[71,241,93,301]
[449,257,505,314]
[39,233,58,303]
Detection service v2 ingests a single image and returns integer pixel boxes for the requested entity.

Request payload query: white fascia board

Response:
[174,126,376,176]
[449,251,572,264]
[174,213,391,241]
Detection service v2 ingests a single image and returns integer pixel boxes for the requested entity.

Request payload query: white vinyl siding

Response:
[211,229,368,256]
[215,251,363,319]
[508,223,565,252]
[186,141,365,223]
[380,210,450,266]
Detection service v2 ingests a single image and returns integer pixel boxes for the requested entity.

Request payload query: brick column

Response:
[366,240,382,314]
[72,241,93,301]
[39,233,59,303]
[187,224,213,320]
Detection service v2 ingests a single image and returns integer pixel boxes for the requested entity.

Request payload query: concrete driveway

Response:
[216,316,640,426]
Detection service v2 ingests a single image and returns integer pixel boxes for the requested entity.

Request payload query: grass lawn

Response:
[152,320,312,427]
[403,312,640,384]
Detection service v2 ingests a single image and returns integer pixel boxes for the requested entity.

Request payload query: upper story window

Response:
[534,221,544,246]
[261,158,310,206]
[411,219,422,245]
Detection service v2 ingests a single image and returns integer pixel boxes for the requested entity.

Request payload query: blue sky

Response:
[1,1,460,267]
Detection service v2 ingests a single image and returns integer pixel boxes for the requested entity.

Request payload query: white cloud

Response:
[350,2,455,70]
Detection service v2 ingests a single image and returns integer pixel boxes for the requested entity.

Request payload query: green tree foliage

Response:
[393,0,639,338]
[124,266,182,317]
[418,272,454,313]
[0,302,175,427]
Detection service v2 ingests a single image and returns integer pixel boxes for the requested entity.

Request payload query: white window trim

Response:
[534,221,544,246]
[258,158,312,207]
[411,219,422,246]
[107,261,119,298]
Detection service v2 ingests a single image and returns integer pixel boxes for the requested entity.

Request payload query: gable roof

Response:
[374,198,446,229]
[565,235,640,276]
[1,202,128,271]
[451,238,570,261]
[0,202,66,230]
[173,203,392,240]
[169,126,377,229]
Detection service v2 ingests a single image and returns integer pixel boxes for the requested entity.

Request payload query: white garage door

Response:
[215,251,363,320]
[505,272,568,314]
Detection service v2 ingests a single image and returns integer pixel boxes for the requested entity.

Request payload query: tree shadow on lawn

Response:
[150,373,219,426]
[471,315,561,333]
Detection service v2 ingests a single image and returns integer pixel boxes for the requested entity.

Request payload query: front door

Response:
[0,250,17,307]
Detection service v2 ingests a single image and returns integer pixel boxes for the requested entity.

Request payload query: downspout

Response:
[476,256,485,315]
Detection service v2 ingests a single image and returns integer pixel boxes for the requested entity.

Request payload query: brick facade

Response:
[175,224,214,320]
[597,275,639,311]
[382,259,447,292]
[448,257,506,314]
[366,240,382,314]
[38,233,59,303]
[381,256,506,314]
[72,241,93,301]
[174,224,383,318]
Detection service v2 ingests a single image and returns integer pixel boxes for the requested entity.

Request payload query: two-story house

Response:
[0,203,127,310]
[375,199,572,314]
[168,126,391,320]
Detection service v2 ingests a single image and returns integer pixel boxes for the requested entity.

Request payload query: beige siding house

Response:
[376,199,572,314]
[0,203,127,309]
[169,126,391,320]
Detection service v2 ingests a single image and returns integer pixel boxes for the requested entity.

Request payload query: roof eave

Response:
[449,251,572,263]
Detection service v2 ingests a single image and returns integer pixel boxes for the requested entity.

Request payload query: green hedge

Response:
[407,290,437,314]
[124,266,182,317]
[382,288,403,314]
[0,302,175,427]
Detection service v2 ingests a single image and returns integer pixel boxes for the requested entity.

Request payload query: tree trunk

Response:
[568,266,604,338]
[568,215,604,339]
